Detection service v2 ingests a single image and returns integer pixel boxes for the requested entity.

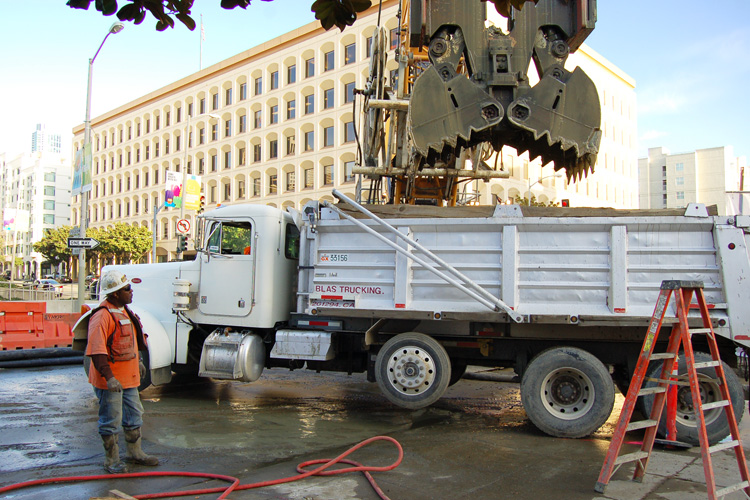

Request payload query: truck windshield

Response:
[206,221,253,255]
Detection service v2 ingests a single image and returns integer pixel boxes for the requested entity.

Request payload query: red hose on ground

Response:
[0,435,403,500]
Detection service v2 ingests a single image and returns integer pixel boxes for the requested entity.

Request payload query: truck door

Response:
[199,220,256,317]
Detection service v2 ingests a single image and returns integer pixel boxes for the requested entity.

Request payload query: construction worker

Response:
[85,270,159,473]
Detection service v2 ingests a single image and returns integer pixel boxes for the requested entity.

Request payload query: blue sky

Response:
[1,0,748,161]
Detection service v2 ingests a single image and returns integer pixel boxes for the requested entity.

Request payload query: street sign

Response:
[67,237,100,249]
[176,219,191,234]
[70,226,80,237]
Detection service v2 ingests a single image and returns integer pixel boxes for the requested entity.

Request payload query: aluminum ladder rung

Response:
[627,420,658,432]
[615,451,650,466]
[694,360,720,369]
[688,328,712,335]
[649,353,677,360]
[709,440,741,454]
[638,387,667,397]
[715,480,750,497]
[701,400,730,411]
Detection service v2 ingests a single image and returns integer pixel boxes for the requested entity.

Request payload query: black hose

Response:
[0,347,82,361]
[0,356,83,369]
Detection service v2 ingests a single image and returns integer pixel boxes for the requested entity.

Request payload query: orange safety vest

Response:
[90,305,147,362]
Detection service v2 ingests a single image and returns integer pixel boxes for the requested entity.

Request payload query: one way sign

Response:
[67,237,100,250]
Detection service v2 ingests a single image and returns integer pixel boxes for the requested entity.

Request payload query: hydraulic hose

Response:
[0,356,83,369]
[0,435,403,500]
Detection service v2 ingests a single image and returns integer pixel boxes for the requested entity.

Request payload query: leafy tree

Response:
[512,194,560,207]
[90,223,152,265]
[66,0,535,32]
[33,226,74,268]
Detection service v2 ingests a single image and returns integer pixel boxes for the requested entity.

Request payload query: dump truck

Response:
[76,191,750,445]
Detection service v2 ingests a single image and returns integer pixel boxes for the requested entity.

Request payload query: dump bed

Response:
[298,197,750,348]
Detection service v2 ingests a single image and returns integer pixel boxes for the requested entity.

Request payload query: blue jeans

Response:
[94,387,144,436]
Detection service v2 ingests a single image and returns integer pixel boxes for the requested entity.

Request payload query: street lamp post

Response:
[526,172,564,205]
[77,22,125,309]
[175,114,191,260]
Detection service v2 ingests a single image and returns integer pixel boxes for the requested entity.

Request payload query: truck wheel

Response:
[375,332,451,410]
[640,351,744,446]
[521,347,615,438]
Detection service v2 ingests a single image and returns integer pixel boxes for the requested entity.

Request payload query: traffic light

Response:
[197,195,206,214]
[561,199,570,207]
[177,235,188,252]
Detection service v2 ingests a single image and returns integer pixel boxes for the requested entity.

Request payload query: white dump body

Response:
[299,202,750,347]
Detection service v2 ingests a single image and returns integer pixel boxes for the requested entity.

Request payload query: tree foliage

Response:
[66,0,537,33]
[33,226,74,266]
[90,223,153,264]
[513,194,560,207]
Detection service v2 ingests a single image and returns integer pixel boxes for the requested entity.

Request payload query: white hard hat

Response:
[100,270,131,296]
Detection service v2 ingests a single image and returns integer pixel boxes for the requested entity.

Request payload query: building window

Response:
[270,105,278,124]
[225,88,232,106]
[287,64,296,84]
[136,149,140,162]
[344,121,355,143]
[323,126,334,147]
[188,102,194,116]
[155,116,160,130]
[676,176,684,186]
[199,128,205,145]
[211,154,218,172]
[211,93,219,110]
[254,110,262,129]
[253,144,262,162]
[145,119,150,133]
[304,94,314,114]
[323,164,333,185]
[239,83,247,100]
[239,115,247,133]
[305,57,314,78]
[286,171,295,192]
[270,71,279,90]
[269,139,278,159]
[252,177,260,197]
[165,112,170,126]
[199,98,206,114]
[224,183,231,200]
[211,123,218,141]
[239,147,246,165]
[676,191,685,200]
[366,36,373,58]
[286,135,295,155]
[225,119,232,137]
[254,77,262,95]
[304,130,314,152]
[198,158,205,175]
[165,140,169,154]
[269,174,277,194]
[676,162,684,172]
[345,43,356,64]
[390,27,399,49]
[345,82,355,103]
[287,99,296,120]
[238,180,245,198]
[155,142,160,157]
[43,200,55,210]
[324,50,334,71]
[43,214,55,225]
[44,172,56,182]
[344,160,355,182]
[224,150,231,169]
[304,167,314,188]
[323,88,334,109]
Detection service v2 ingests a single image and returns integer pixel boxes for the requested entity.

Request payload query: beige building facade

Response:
[72,1,637,263]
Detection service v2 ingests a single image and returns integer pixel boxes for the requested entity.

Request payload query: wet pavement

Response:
[1,363,750,499]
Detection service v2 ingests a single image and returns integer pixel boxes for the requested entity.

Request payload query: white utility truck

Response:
[84,190,750,444]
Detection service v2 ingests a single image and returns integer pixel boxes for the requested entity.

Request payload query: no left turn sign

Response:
[177,219,191,234]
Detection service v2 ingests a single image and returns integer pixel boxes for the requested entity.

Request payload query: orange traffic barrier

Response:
[0,303,81,351]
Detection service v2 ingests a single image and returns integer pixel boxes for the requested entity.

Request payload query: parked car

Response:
[87,278,100,300]
[85,274,99,285]
[60,275,73,283]
[35,279,63,297]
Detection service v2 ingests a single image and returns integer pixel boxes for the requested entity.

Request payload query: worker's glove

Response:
[139,362,146,379]
[107,377,123,393]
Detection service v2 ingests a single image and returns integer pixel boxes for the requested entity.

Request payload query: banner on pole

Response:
[3,209,30,232]
[184,174,202,210]
[165,170,182,207]
[72,143,93,196]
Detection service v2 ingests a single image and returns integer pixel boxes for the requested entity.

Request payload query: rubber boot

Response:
[101,434,128,474]
[124,428,159,466]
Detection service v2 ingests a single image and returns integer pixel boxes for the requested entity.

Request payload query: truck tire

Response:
[82,350,152,392]
[521,347,615,438]
[640,351,744,446]
[375,332,451,410]
[449,358,467,386]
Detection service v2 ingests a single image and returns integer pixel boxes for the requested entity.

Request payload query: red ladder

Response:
[595,280,750,499]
